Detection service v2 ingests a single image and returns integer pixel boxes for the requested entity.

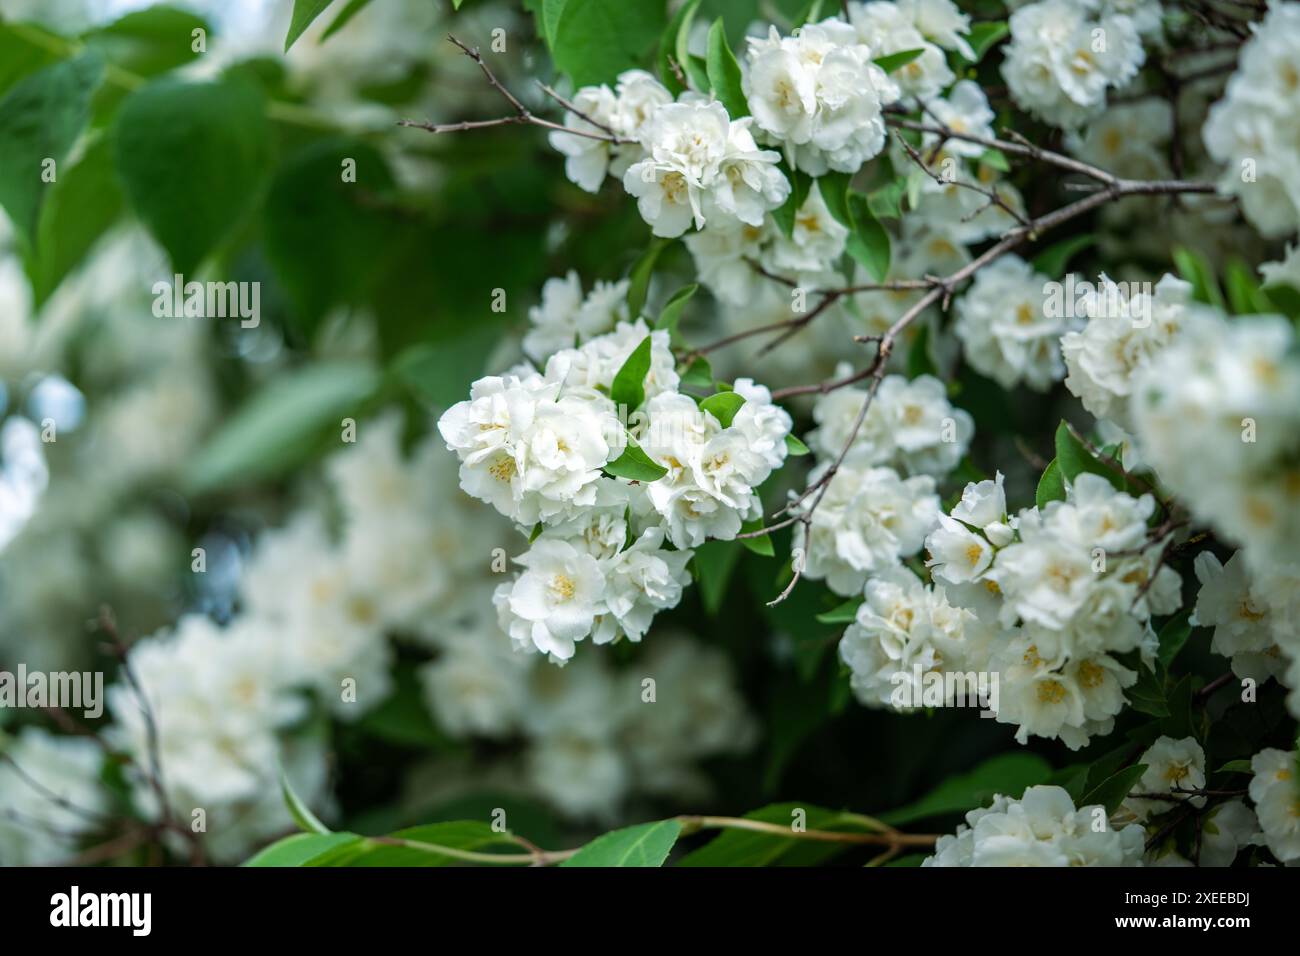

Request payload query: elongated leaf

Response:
[285,0,337,51]
[962,21,1009,63]
[282,768,330,834]
[603,438,668,481]
[1080,764,1148,816]
[560,819,681,867]
[816,598,861,625]
[0,52,104,246]
[677,803,877,867]
[1054,421,1125,491]
[706,19,747,118]
[611,335,653,411]
[873,48,925,73]
[1035,458,1065,509]
[627,238,668,318]
[785,433,810,456]
[657,0,702,95]
[243,832,363,867]
[657,282,697,335]
[846,192,890,281]
[739,519,774,557]
[818,171,852,227]
[1031,233,1094,279]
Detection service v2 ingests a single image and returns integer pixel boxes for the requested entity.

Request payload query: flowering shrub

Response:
[0,0,1298,872]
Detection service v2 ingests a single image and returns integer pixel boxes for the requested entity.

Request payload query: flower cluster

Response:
[1061,273,1194,427]
[926,472,1181,748]
[848,0,974,101]
[442,298,792,660]
[1000,0,1146,129]
[550,71,790,237]
[954,255,1074,391]
[792,367,973,596]
[1119,736,1209,823]
[743,17,901,176]
[1249,749,1300,862]
[925,784,1146,866]
[0,728,107,865]
[1203,2,1300,238]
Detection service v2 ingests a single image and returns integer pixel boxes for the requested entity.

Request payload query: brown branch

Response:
[399,35,627,144]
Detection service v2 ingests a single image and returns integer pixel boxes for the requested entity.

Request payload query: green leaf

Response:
[1035,458,1066,509]
[846,192,890,282]
[1217,759,1253,775]
[656,282,697,336]
[677,803,879,867]
[603,438,669,481]
[1030,233,1094,279]
[872,48,925,73]
[906,323,937,379]
[868,178,906,220]
[25,134,122,305]
[84,6,212,79]
[0,52,104,246]
[705,19,747,118]
[962,21,1009,64]
[816,598,861,625]
[881,753,1053,826]
[347,822,521,867]
[784,433,810,457]
[817,171,853,227]
[1126,662,1170,717]
[560,819,681,867]
[1224,259,1270,315]
[185,361,380,493]
[626,238,668,319]
[282,767,330,834]
[739,519,774,557]
[1156,609,1194,673]
[771,165,811,238]
[700,390,745,428]
[657,0,702,95]
[680,355,713,390]
[390,323,500,409]
[243,832,363,867]
[0,22,62,99]
[1080,764,1148,816]
[321,0,376,41]
[1054,421,1125,491]
[285,0,337,51]
[611,335,653,411]
[1172,245,1225,310]
[264,138,399,329]
[978,148,1010,173]
[114,77,271,273]
[544,0,667,87]
[693,539,741,616]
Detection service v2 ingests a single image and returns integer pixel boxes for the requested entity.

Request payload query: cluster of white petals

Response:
[925,784,1146,866]
[1249,749,1300,862]
[1001,0,1146,129]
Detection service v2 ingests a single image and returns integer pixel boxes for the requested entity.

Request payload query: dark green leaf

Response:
[627,238,668,318]
[544,0,667,87]
[611,335,653,411]
[815,598,861,625]
[846,192,890,282]
[656,282,697,335]
[0,52,104,246]
[1156,609,1194,673]
[1030,233,1094,279]
[739,519,774,557]
[1080,764,1147,816]
[706,18,747,117]
[818,171,852,227]
[1035,458,1066,509]
[1054,421,1125,491]
[114,77,272,273]
[693,539,741,616]
[560,819,681,867]
[243,832,363,867]
[677,803,879,867]
[873,48,925,73]
[881,753,1053,826]
[962,21,1009,64]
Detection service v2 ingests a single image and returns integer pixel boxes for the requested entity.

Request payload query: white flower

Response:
[899,0,975,58]
[1249,749,1300,862]
[794,463,940,596]
[950,471,1014,545]
[926,514,995,585]
[684,218,771,306]
[1198,799,1261,868]
[925,785,1146,866]
[0,728,105,865]
[838,566,986,708]
[601,527,693,643]
[849,1,954,102]
[623,160,702,237]
[1000,0,1145,129]
[707,119,792,226]
[1061,273,1193,427]
[522,271,630,364]
[548,83,621,192]
[1122,736,1208,821]
[956,255,1073,391]
[744,20,900,175]
[496,537,606,661]
[925,81,995,157]
[762,188,848,274]
[1194,551,1285,683]
[1202,3,1300,237]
